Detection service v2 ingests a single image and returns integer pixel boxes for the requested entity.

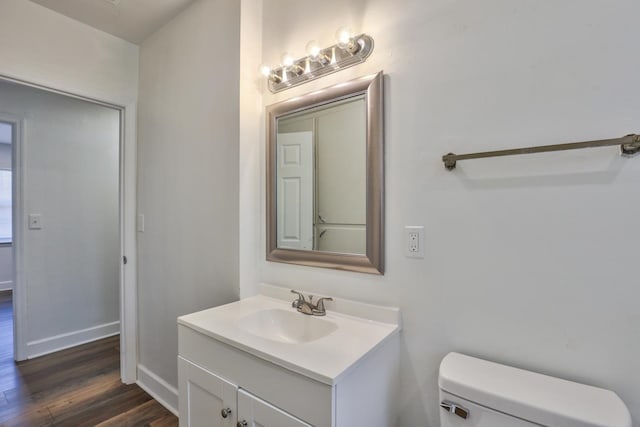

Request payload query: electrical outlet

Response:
[404,226,424,258]
[408,231,419,252]
[28,214,42,230]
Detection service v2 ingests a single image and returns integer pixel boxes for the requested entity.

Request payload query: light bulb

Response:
[335,26,353,48]
[281,53,295,68]
[305,40,321,58]
[259,64,271,77]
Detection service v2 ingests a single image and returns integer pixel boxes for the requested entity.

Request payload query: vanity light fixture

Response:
[259,28,374,93]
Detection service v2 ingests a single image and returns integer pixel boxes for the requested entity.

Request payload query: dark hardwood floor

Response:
[0,290,178,427]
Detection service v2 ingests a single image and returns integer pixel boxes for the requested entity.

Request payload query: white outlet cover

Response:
[404,226,425,258]
[28,214,42,230]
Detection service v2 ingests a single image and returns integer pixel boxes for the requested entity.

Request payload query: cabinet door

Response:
[179,356,237,427]
[237,389,312,427]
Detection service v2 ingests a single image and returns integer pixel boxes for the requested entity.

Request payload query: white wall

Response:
[0,143,12,289]
[0,81,121,356]
[0,0,138,107]
[137,0,241,411]
[239,0,263,300]
[240,1,640,425]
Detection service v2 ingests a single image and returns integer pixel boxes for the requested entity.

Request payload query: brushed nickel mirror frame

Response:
[266,71,384,275]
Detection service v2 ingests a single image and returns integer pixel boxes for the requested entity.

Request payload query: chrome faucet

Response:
[291,290,333,316]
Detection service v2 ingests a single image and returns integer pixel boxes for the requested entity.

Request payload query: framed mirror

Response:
[266,72,384,274]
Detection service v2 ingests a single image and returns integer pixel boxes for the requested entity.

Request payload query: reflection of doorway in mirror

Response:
[277,97,366,254]
[276,132,314,250]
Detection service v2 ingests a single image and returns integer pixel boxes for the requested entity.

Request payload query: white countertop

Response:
[178,290,400,386]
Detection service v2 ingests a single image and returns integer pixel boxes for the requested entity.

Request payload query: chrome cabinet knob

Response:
[221,407,232,418]
[237,421,248,427]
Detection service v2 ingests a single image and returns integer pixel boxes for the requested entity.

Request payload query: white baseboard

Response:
[0,280,13,291]
[26,321,120,359]
[137,364,179,416]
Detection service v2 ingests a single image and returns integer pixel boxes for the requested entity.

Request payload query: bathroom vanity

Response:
[177,284,400,427]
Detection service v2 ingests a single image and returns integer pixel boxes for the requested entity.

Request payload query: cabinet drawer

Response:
[179,325,333,427]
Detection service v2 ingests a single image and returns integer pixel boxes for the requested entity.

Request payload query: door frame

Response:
[0,74,138,384]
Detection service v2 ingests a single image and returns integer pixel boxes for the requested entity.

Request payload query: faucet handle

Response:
[314,297,333,314]
[290,289,306,307]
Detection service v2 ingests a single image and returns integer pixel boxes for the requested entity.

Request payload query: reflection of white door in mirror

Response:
[276,132,313,250]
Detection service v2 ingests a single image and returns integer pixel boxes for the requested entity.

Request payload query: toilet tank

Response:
[438,353,631,427]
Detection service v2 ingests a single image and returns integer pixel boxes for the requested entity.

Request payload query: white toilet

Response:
[439,353,631,427]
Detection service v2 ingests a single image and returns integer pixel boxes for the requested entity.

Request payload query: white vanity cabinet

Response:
[179,356,310,427]
[177,287,401,427]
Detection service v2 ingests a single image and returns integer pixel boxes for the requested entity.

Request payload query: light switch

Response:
[28,214,42,230]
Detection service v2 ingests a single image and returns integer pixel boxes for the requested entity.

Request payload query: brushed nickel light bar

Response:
[259,28,374,94]
[442,134,640,170]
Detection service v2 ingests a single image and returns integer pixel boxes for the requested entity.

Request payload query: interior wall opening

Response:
[0,79,122,391]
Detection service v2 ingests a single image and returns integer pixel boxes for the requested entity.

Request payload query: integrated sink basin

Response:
[177,284,401,385]
[236,308,338,344]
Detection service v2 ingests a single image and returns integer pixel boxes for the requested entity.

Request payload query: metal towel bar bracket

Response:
[442,134,640,170]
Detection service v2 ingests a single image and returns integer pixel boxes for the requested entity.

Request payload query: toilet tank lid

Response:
[439,353,631,427]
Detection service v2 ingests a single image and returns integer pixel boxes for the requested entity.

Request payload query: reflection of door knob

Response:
[237,421,248,427]
[318,214,327,223]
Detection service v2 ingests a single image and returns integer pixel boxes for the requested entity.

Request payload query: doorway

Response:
[0,80,124,382]
[0,119,14,390]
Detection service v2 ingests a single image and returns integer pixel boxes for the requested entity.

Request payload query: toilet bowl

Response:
[438,352,631,427]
